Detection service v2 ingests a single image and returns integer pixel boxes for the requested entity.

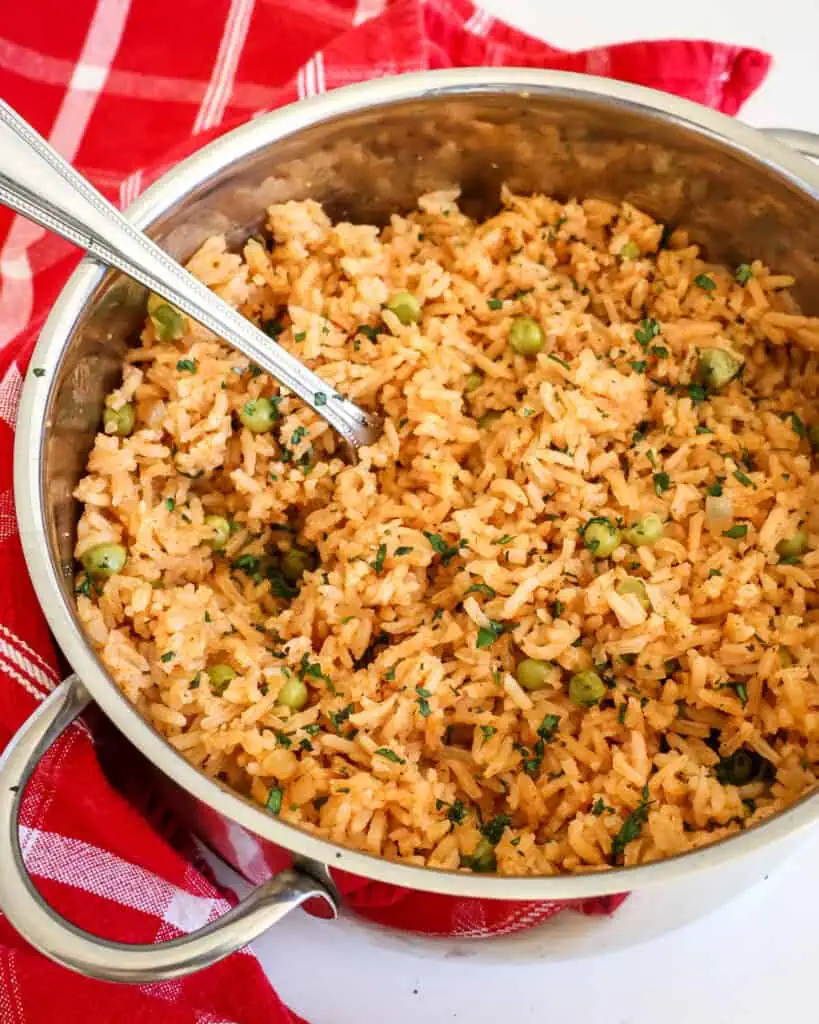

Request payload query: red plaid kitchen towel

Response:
[0,1,770,1020]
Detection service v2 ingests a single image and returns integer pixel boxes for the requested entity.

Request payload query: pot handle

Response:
[761,127,819,160]
[0,674,338,983]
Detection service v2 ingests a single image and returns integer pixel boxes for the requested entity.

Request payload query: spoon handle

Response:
[0,100,380,450]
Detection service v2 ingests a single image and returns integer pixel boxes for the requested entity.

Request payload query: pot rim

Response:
[15,67,819,900]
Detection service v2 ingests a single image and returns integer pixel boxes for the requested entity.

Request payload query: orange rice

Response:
[74,187,819,875]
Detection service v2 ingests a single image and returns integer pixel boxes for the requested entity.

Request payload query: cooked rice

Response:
[74,188,819,875]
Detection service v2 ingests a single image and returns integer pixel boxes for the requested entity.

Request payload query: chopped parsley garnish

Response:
[298,654,329,683]
[653,471,671,496]
[629,360,648,374]
[480,725,497,743]
[650,345,669,359]
[32,367,46,377]
[707,569,722,578]
[385,667,396,681]
[551,600,564,617]
[371,543,387,575]
[708,479,724,497]
[476,620,516,649]
[735,264,753,286]
[290,426,308,445]
[395,546,414,556]
[465,583,496,599]
[275,731,292,748]
[164,497,175,511]
[356,324,380,342]
[693,273,717,291]
[591,797,613,816]
[294,331,306,342]
[548,353,571,370]
[611,785,651,863]
[304,724,321,736]
[160,650,175,663]
[733,469,754,488]
[723,523,748,539]
[314,391,328,407]
[176,358,197,373]
[374,747,405,764]
[634,318,660,347]
[695,425,714,435]
[493,534,514,546]
[686,382,708,405]
[266,788,283,815]
[487,297,503,311]
[424,531,466,566]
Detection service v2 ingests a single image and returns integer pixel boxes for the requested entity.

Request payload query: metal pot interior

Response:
[25,71,819,897]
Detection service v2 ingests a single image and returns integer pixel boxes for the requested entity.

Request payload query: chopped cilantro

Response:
[266,787,283,815]
[687,382,708,405]
[262,319,285,339]
[493,535,514,546]
[788,412,807,439]
[617,703,627,725]
[551,600,564,617]
[653,471,671,496]
[446,800,468,824]
[374,747,405,764]
[548,353,571,370]
[424,531,466,566]
[487,297,503,310]
[290,426,308,445]
[480,725,497,743]
[634,318,661,347]
[695,425,714,435]
[164,497,175,511]
[466,583,496,599]
[708,479,724,497]
[160,650,175,663]
[371,543,387,575]
[416,686,432,717]
[356,324,380,342]
[395,546,414,556]
[328,703,354,733]
[176,358,197,373]
[733,469,754,488]
[611,785,651,863]
[538,714,561,743]
[734,682,748,707]
[629,360,648,374]
[707,569,722,578]
[294,331,306,342]
[723,524,748,540]
[275,731,293,748]
[476,620,516,649]
[32,367,46,377]
[735,264,753,286]
[480,814,511,845]
[694,273,717,292]
[650,345,669,359]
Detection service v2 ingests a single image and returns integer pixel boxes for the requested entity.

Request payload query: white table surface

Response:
[253,3,819,1020]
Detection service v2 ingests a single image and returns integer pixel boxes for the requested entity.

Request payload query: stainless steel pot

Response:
[4,68,819,984]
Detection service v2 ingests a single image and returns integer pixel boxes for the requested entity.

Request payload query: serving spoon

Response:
[0,100,382,451]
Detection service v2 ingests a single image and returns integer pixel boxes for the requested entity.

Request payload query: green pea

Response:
[386,291,422,325]
[103,402,135,437]
[516,658,559,691]
[277,675,308,711]
[696,348,742,392]
[808,424,819,452]
[715,748,757,786]
[569,670,606,707]
[623,514,664,547]
[508,317,545,356]
[465,836,496,873]
[80,543,128,578]
[776,530,807,559]
[239,397,278,433]
[205,515,231,551]
[581,517,621,558]
[465,371,484,393]
[616,577,651,611]
[208,663,236,694]
[619,241,640,260]
[477,410,503,429]
[147,293,188,341]
[281,547,316,583]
